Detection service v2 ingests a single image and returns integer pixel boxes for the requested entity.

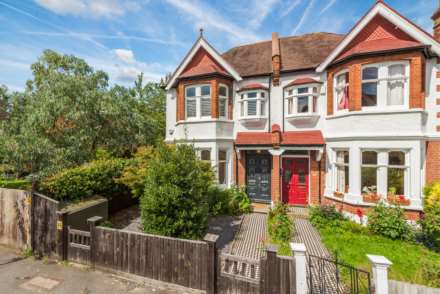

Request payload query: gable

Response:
[179,47,230,79]
[336,15,422,62]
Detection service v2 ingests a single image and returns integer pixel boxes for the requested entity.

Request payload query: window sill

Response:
[238,116,267,126]
[286,113,320,124]
[176,118,234,125]
[326,108,425,120]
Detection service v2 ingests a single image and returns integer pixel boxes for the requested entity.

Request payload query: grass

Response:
[317,223,440,286]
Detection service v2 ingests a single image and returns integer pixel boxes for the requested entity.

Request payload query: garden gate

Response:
[308,254,372,294]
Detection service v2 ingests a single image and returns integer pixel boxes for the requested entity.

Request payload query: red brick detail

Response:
[437,85,440,93]
[337,15,421,62]
[272,32,281,86]
[327,51,426,115]
[179,48,230,79]
[310,153,323,205]
[436,72,440,79]
[271,155,281,203]
[323,197,422,221]
[437,99,440,105]
[437,113,440,118]
[427,141,440,184]
[235,131,325,146]
[176,83,185,121]
[437,126,440,132]
[211,79,219,118]
[237,151,246,187]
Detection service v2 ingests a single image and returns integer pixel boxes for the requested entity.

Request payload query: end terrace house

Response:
[165,0,440,220]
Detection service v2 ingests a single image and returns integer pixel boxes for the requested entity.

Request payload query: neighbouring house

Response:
[165,0,440,220]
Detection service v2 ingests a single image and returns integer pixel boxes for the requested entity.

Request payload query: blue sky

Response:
[0,0,436,90]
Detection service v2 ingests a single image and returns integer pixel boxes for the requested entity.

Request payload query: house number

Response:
[57,221,63,230]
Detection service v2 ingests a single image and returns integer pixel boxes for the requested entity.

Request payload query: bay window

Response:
[239,91,267,118]
[334,71,349,112]
[218,150,227,185]
[335,150,349,193]
[185,84,211,119]
[361,61,409,109]
[285,85,318,116]
[361,151,378,195]
[387,151,407,196]
[219,85,228,118]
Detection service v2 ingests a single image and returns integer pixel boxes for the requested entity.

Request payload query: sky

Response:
[0,0,437,91]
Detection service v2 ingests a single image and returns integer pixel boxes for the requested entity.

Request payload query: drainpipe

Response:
[318,156,322,204]
[268,76,272,132]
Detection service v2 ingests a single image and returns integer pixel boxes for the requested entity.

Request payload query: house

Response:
[165,0,440,220]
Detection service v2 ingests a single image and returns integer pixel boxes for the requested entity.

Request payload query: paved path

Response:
[0,246,200,294]
[227,213,267,260]
[292,218,331,258]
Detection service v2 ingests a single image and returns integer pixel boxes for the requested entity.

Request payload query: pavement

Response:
[0,246,201,294]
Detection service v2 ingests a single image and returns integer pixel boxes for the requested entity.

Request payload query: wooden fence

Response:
[389,280,440,294]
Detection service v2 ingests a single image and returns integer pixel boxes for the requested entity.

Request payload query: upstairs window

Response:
[335,71,349,112]
[219,85,228,118]
[285,85,318,116]
[239,91,267,118]
[361,62,409,109]
[185,85,211,119]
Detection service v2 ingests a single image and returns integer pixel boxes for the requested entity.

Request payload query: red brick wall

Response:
[309,151,326,205]
[237,151,246,186]
[426,141,440,184]
[327,51,426,115]
[271,155,281,203]
[323,197,422,221]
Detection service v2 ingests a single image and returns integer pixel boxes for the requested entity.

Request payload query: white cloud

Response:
[34,0,140,18]
[248,0,280,29]
[114,49,135,63]
[320,0,337,15]
[291,0,316,35]
[165,0,260,44]
[281,0,301,18]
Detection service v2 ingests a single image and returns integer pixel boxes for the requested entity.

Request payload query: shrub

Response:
[40,158,127,201]
[116,146,154,198]
[367,203,413,240]
[208,185,252,216]
[422,259,440,288]
[419,182,440,251]
[309,205,345,229]
[268,203,294,255]
[140,143,215,239]
[0,178,31,190]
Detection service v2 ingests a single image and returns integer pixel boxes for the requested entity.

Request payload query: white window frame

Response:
[361,61,410,111]
[334,70,350,114]
[197,148,212,163]
[217,149,228,186]
[333,149,349,194]
[360,149,410,198]
[239,90,267,119]
[219,84,228,119]
[284,84,319,117]
[185,84,211,120]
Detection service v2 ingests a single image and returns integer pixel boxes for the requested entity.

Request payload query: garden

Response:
[309,184,440,288]
[0,50,252,242]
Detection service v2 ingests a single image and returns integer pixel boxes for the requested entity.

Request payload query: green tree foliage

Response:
[420,183,440,251]
[140,143,215,239]
[207,185,251,216]
[0,50,165,182]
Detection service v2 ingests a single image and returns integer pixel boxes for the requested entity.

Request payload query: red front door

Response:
[282,158,309,205]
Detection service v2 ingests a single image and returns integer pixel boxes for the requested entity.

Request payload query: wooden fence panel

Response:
[93,227,210,291]
[261,247,296,294]
[67,227,91,264]
[0,188,32,250]
[389,280,440,294]
[31,193,59,257]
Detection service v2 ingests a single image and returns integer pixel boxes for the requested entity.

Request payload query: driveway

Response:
[0,246,200,294]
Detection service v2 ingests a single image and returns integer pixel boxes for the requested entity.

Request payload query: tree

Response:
[0,50,166,182]
[140,143,215,239]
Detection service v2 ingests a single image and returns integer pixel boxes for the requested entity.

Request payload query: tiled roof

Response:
[285,78,321,88]
[222,33,344,77]
[235,131,325,146]
[238,83,269,92]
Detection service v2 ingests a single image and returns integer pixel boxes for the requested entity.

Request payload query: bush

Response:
[140,143,215,239]
[309,205,345,229]
[422,259,440,288]
[208,185,252,216]
[268,203,294,255]
[367,203,413,240]
[0,178,31,190]
[40,158,127,201]
[419,183,440,251]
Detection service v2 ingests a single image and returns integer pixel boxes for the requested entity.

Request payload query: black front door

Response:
[246,154,271,202]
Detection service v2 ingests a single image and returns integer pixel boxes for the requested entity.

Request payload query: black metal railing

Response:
[308,254,371,294]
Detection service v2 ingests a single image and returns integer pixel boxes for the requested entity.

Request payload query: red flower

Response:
[356,208,363,219]
[398,195,405,201]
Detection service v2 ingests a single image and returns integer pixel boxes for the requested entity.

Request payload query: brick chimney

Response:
[271,32,281,86]
[432,1,440,42]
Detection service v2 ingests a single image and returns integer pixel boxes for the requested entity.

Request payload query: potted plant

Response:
[333,191,345,199]
[362,186,381,203]
[387,187,410,206]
